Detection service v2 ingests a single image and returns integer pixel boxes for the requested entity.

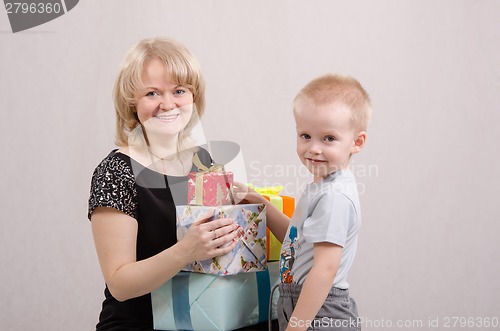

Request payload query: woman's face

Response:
[134,57,194,138]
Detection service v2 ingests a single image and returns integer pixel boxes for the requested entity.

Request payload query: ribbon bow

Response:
[249,185,284,196]
[192,153,225,173]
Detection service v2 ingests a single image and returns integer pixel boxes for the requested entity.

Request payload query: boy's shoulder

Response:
[308,170,360,208]
[321,170,357,193]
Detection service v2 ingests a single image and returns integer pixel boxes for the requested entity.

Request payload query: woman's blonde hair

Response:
[294,74,371,132]
[113,37,205,146]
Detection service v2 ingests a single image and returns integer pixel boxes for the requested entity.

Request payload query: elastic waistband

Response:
[278,282,349,299]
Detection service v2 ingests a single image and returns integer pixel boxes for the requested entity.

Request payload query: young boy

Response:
[235,74,371,330]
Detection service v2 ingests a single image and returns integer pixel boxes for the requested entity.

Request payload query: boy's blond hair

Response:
[294,74,371,132]
[113,37,205,147]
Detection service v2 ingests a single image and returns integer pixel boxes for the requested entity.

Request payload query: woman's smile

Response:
[154,112,180,122]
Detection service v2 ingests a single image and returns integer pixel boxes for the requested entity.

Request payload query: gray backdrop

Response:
[1,1,499,330]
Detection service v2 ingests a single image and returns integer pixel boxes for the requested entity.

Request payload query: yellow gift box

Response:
[252,186,295,261]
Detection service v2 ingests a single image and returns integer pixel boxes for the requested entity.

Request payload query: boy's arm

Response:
[262,197,290,242]
[285,242,342,331]
[233,182,290,242]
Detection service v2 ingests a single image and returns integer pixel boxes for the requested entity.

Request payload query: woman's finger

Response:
[211,228,240,249]
[212,221,242,239]
[204,240,237,259]
[191,209,215,226]
[205,217,236,232]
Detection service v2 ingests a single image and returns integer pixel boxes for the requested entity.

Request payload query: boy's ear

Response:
[351,131,367,154]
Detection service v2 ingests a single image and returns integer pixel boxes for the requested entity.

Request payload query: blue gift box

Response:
[176,204,267,275]
[151,262,279,331]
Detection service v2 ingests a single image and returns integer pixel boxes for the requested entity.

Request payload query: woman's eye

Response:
[175,86,191,95]
[146,91,159,97]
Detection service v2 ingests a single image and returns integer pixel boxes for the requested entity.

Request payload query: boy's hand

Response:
[233,181,291,243]
[232,182,267,205]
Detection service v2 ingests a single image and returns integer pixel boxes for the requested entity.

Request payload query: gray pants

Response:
[277,283,361,331]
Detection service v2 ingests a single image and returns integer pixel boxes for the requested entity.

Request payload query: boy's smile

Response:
[295,100,364,182]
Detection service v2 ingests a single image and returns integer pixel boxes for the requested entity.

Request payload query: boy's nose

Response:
[308,142,322,155]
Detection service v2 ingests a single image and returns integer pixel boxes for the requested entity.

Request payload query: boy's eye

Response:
[324,136,336,142]
[300,134,311,139]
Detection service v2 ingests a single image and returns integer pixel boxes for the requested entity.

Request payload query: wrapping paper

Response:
[187,153,234,206]
[176,204,267,275]
[187,171,234,206]
[151,262,280,331]
[253,186,295,261]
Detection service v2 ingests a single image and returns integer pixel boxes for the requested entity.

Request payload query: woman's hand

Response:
[177,209,240,262]
[91,207,240,302]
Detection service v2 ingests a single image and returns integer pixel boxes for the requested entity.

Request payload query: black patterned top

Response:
[88,152,138,220]
[87,148,212,331]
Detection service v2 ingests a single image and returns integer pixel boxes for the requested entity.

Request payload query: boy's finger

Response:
[232,182,249,193]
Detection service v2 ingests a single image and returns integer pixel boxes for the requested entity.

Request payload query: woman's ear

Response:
[351,131,367,154]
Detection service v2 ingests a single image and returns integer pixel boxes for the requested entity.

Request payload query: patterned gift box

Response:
[252,186,295,261]
[176,204,267,275]
[151,262,280,331]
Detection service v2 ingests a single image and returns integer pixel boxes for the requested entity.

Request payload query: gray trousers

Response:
[277,283,361,331]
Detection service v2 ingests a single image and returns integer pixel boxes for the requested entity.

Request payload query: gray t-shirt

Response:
[279,170,361,289]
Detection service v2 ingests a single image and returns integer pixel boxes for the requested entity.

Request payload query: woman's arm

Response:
[285,242,343,331]
[91,207,239,302]
[232,182,290,242]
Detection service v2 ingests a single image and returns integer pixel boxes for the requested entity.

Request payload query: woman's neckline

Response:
[114,148,196,178]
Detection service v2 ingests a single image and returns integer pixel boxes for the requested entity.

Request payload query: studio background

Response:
[1,1,499,330]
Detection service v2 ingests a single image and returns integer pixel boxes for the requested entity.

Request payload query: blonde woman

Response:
[88,37,239,330]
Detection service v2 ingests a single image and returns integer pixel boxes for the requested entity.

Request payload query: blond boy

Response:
[236,74,371,331]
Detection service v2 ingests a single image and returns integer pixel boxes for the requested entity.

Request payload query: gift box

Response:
[151,262,280,331]
[252,186,295,261]
[176,204,267,275]
[187,171,234,206]
[187,154,234,206]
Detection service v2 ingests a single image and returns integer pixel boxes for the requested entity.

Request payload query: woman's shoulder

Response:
[88,149,138,220]
[92,149,134,178]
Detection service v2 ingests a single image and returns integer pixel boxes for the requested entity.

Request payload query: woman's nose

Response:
[160,94,176,110]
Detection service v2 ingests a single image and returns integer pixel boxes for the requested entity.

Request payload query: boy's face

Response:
[295,99,364,182]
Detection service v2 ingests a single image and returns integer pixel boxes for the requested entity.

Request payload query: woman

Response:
[88,37,239,330]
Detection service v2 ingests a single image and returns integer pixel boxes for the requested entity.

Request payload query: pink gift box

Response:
[187,171,234,206]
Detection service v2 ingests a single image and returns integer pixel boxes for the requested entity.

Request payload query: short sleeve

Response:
[302,188,356,247]
[87,155,138,220]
